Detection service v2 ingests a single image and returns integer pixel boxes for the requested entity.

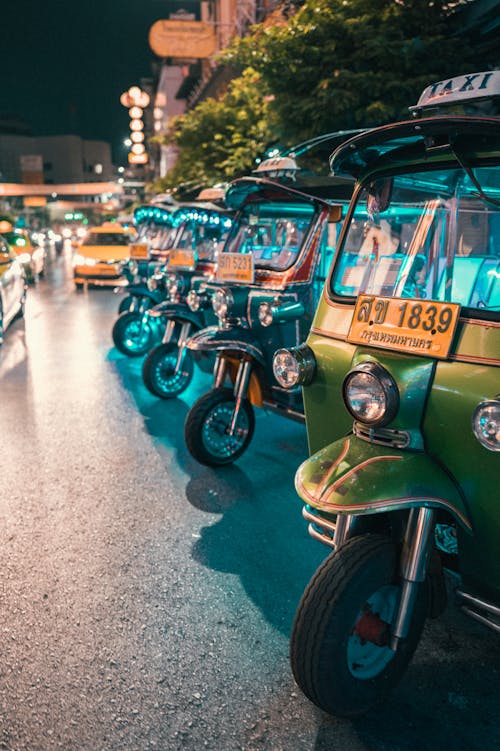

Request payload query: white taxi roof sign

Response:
[254,156,298,175]
[411,71,500,112]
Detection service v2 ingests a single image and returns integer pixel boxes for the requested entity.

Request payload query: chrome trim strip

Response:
[296,479,473,532]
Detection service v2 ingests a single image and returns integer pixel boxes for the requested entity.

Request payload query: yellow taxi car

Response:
[72,222,136,290]
[0,221,45,283]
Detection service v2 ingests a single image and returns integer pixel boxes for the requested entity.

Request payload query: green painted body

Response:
[297,117,500,603]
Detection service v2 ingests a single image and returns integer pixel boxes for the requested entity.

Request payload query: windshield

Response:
[223,201,315,271]
[175,219,230,260]
[150,226,177,249]
[331,166,500,314]
[82,232,129,246]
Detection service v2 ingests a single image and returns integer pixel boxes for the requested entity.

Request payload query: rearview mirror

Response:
[367,178,393,215]
[328,205,343,223]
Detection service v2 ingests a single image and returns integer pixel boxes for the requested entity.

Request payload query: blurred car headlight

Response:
[62,228,72,238]
[472,399,500,452]
[343,362,399,427]
[273,344,316,388]
[73,254,97,266]
[212,288,233,320]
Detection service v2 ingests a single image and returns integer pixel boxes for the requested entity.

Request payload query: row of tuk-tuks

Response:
[111,72,500,718]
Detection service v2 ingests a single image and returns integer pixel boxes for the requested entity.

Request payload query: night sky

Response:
[1,1,200,162]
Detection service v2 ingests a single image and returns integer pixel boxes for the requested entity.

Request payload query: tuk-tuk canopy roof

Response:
[133,204,176,225]
[225,175,354,212]
[329,117,500,181]
[171,200,233,226]
[252,130,363,199]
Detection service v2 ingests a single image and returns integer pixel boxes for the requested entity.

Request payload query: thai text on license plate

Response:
[216,252,254,283]
[347,295,460,358]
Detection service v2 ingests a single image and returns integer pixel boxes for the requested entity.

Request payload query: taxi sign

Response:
[411,71,500,112]
[216,252,254,284]
[169,249,197,270]
[130,243,149,259]
[347,295,460,359]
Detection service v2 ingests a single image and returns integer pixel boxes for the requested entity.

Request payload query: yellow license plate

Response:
[348,295,461,358]
[216,252,254,283]
[130,243,149,259]
[95,265,119,276]
[169,249,197,270]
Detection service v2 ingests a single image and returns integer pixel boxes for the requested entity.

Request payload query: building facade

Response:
[0,132,114,184]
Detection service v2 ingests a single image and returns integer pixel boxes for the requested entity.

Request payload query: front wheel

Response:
[184,386,255,466]
[142,341,194,398]
[290,534,428,718]
[112,311,156,357]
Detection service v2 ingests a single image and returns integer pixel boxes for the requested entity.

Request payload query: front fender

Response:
[146,302,203,328]
[295,435,472,533]
[186,325,266,367]
[127,282,164,304]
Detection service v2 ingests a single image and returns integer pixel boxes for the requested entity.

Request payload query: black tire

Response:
[142,341,194,398]
[290,534,428,718]
[118,295,134,314]
[75,282,84,291]
[184,386,255,466]
[112,311,156,357]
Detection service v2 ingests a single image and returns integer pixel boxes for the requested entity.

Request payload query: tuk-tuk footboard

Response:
[456,590,500,634]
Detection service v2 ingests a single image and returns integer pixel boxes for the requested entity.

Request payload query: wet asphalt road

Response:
[0,247,499,751]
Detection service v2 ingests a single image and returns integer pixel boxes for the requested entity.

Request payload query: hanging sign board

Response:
[148,20,217,59]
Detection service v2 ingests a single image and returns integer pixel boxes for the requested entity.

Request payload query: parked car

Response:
[0,235,27,343]
[0,222,45,283]
[73,222,136,290]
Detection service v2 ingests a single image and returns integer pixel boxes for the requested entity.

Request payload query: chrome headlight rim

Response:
[187,289,202,312]
[272,344,317,389]
[258,301,273,327]
[342,361,399,427]
[128,259,139,276]
[472,398,500,452]
[212,288,233,320]
[166,273,183,297]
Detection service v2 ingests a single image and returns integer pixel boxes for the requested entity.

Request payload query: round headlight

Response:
[166,273,182,297]
[212,289,233,319]
[343,363,399,426]
[187,290,201,312]
[258,302,274,327]
[472,400,500,452]
[273,344,316,389]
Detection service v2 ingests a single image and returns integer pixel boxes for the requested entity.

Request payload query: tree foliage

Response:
[152,1,483,189]
[151,68,279,193]
[222,0,482,141]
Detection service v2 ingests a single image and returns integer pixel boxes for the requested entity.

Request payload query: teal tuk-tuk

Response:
[273,71,500,717]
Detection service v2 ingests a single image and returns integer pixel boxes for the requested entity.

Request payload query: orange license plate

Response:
[348,295,461,358]
[130,243,149,259]
[216,252,254,283]
[169,249,197,270]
